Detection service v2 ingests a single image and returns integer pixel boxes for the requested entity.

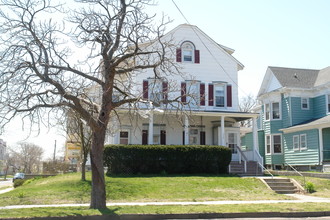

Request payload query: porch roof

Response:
[280,115,330,133]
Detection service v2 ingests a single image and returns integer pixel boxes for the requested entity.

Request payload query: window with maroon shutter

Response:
[176,48,182,62]
[194,50,200,63]
[143,80,148,99]
[227,85,232,107]
[162,81,168,101]
[208,84,214,106]
[181,82,186,103]
[200,83,205,106]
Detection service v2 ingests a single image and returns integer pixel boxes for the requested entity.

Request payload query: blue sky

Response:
[153,0,330,96]
[1,0,330,157]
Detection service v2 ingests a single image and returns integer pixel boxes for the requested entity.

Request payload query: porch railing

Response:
[234,145,248,173]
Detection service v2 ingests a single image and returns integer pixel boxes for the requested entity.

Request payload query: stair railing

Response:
[259,162,274,178]
[285,162,305,187]
[235,145,248,173]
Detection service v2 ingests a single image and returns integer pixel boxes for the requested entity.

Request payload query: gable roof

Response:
[165,24,244,71]
[258,66,330,97]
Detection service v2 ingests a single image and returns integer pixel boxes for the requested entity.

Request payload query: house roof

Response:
[269,66,319,88]
[258,66,330,97]
[280,115,330,133]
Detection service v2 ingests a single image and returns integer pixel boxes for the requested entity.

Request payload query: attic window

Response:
[182,42,194,62]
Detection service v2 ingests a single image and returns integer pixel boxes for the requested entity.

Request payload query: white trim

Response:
[271,102,281,120]
[272,134,283,155]
[300,134,307,150]
[293,135,299,151]
[301,97,310,110]
[119,130,130,145]
[327,94,330,114]
[265,135,271,155]
[264,103,270,121]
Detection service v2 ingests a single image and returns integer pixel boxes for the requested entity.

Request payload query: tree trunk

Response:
[90,129,107,209]
[81,157,87,181]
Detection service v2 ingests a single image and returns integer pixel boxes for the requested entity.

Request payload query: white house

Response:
[103,24,261,173]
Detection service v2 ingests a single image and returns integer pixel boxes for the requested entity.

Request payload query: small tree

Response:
[239,94,257,127]
[0,0,180,208]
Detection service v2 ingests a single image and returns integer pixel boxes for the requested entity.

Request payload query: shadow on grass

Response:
[106,173,238,178]
[98,207,121,216]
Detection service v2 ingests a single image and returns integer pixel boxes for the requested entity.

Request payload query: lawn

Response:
[0,172,290,206]
[288,175,330,198]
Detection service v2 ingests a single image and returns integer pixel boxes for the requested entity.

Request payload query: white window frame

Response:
[214,83,226,108]
[266,135,271,155]
[272,134,282,154]
[300,134,307,150]
[148,78,163,103]
[293,135,299,151]
[119,130,130,145]
[182,42,194,63]
[301,97,309,110]
[189,128,199,145]
[265,103,270,121]
[271,102,281,120]
[186,80,200,107]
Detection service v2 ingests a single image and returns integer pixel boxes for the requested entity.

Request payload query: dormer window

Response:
[176,41,200,63]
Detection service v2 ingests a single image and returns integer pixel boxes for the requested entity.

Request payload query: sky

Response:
[1,0,330,158]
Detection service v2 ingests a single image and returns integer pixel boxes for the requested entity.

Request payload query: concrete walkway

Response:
[1,194,330,210]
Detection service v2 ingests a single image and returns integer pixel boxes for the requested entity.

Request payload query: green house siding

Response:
[258,130,265,161]
[265,154,284,165]
[313,95,326,119]
[282,96,291,128]
[283,129,319,165]
[264,121,270,134]
[291,97,314,126]
[323,128,330,162]
[270,120,282,134]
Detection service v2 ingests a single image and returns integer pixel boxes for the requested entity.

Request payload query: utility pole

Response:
[53,140,56,163]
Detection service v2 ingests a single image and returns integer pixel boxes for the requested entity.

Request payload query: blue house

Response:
[242,66,330,171]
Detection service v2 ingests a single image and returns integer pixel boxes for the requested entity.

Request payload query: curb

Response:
[2,211,330,220]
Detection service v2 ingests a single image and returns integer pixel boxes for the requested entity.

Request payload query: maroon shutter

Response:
[142,130,148,145]
[200,83,205,106]
[160,130,166,145]
[227,85,232,107]
[176,48,182,62]
[194,50,200,63]
[162,81,168,100]
[181,82,186,103]
[182,131,185,145]
[143,80,148,99]
[208,84,214,106]
[200,131,206,145]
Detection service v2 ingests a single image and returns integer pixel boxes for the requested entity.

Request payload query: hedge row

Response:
[104,145,232,175]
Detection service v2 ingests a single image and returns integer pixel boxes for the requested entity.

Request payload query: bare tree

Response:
[65,109,92,181]
[10,143,44,174]
[239,94,257,127]
[0,0,179,208]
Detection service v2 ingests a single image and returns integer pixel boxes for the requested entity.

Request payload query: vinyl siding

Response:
[270,120,282,133]
[258,130,265,164]
[284,129,319,165]
[313,95,326,119]
[323,128,330,162]
[282,96,291,128]
[291,97,314,125]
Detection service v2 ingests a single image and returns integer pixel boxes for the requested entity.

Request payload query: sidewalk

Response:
[1,194,330,210]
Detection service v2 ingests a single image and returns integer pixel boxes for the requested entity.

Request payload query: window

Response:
[119,131,129,145]
[182,42,194,62]
[272,102,280,119]
[148,78,163,103]
[293,135,299,151]
[273,135,282,154]
[300,134,307,150]
[215,84,225,107]
[186,81,200,107]
[265,104,270,121]
[266,135,271,154]
[328,95,330,113]
[189,128,199,145]
[301,98,309,110]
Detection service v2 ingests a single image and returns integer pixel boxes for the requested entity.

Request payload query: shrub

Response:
[104,145,232,175]
[13,179,26,188]
[305,181,315,193]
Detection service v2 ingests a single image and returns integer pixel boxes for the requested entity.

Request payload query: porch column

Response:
[148,110,154,145]
[221,116,225,146]
[252,117,259,161]
[184,115,189,145]
[319,128,323,165]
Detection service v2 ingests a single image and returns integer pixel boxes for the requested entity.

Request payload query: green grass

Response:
[288,176,330,198]
[0,172,290,206]
[1,203,330,218]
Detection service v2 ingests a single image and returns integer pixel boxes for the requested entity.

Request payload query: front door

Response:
[227,132,239,161]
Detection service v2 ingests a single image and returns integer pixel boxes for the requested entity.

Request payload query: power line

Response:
[171,0,249,97]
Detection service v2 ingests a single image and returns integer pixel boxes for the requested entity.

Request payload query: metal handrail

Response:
[233,145,248,173]
[285,162,306,187]
[258,162,274,178]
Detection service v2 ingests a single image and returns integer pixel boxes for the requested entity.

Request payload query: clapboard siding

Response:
[284,129,319,165]
[291,97,314,126]
[282,96,291,128]
[313,95,326,119]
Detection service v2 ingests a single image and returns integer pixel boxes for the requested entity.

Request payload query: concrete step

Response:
[261,178,300,194]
